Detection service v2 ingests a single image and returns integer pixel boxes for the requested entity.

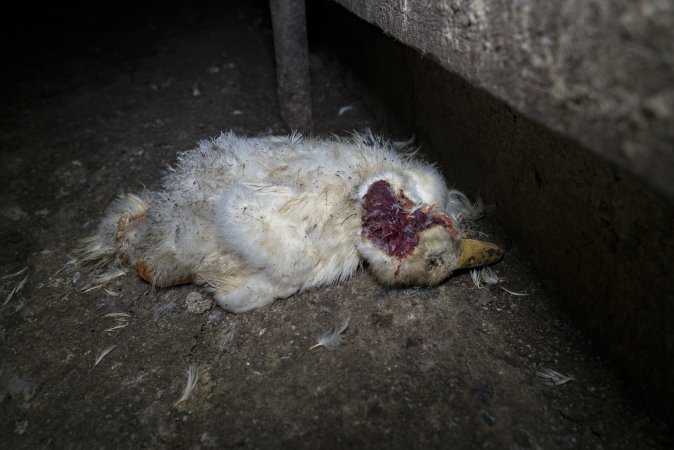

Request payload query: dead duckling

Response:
[78,132,503,312]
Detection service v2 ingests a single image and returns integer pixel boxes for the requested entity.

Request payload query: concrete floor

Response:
[1,1,671,448]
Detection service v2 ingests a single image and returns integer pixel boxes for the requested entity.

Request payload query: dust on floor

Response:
[1,1,671,448]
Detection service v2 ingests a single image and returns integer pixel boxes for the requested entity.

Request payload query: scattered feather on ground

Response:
[103,312,130,319]
[500,286,531,296]
[50,257,77,279]
[94,345,117,367]
[174,365,199,406]
[103,312,130,332]
[2,267,28,280]
[468,267,531,296]
[2,274,29,307]
[337,105,353,116]
[310,316,351,350]
[81,267,128,293]
[537,367,574,385]
[470,266,500,288]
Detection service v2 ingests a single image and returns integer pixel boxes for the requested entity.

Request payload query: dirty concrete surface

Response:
[1,1,672,448]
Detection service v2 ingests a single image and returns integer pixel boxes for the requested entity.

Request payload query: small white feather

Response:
[81,267,127,292]
[470,266,500,288]
[94,345,116,367]
[480,266,500,284]
[310,316,351,350]
[2,274,29,307]
[174,365,199,406]
[50,257,77,279]
[103,312,130,319]
[102,312,130,331]
[499,286,530,296]
[104,323,129,332]
[337,105,353,116]
[1,267,28,280]
[537,367,574,385]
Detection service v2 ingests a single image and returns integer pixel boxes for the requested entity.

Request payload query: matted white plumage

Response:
[78,132,503,313]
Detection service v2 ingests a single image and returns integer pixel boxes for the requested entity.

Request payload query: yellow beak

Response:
[456,239,504,269]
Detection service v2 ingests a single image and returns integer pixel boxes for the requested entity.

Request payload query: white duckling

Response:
[78,132,503,313]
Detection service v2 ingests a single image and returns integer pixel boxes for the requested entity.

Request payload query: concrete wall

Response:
[333,0,674,199]
[309,0,674,421]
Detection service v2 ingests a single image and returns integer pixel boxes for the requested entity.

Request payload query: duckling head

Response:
[357,176,503,286]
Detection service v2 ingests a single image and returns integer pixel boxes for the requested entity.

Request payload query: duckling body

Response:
[79,132,502,312]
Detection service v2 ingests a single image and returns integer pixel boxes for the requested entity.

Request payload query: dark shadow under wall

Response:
[309,0,674,422]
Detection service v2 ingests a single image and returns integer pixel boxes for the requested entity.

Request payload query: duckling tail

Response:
[76,193,148,270]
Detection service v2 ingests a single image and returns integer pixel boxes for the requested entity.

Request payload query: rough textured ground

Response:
[1,1,672,448]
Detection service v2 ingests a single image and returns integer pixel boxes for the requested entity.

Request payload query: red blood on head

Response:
[361,180,457,258]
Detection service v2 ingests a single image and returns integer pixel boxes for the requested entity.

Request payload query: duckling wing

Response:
[213,180,361,289]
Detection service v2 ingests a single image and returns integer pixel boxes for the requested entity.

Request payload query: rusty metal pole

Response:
[269,0,313,132]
